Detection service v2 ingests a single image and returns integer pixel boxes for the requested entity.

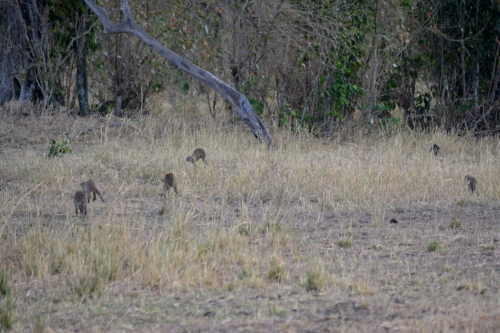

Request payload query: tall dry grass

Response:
[0,102,499,330]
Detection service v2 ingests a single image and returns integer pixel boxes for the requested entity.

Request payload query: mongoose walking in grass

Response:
[163,173,179,196]
[465,175,477,193]
[80,179,105,203]
[430,144,440,156]
[186,148,207,165]
[74,191,87,216]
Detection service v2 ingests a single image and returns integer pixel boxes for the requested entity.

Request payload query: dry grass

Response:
[0,102,499,332]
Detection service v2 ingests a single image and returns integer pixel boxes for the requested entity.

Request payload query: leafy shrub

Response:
[48,139,72,157]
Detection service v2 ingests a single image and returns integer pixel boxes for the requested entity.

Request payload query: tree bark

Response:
[17,0,44,102]
[0,0,39,105]
[115,94,122,118]
[0,1,16,104]
[0,2,15,105]
[0,35,14,104]
[366,0,379,125]
[76,6,89,116]
[83,0,273,148]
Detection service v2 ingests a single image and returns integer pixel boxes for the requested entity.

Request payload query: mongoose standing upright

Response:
[74,191,87,216]
[430,144,440,156]
[186,148,207,165]
[80,179,105,203]
[163,173,179,197]
[464,175,477,193]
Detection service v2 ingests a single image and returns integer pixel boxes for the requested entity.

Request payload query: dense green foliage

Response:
[48,139,73,157]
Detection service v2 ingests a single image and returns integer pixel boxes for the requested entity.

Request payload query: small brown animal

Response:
[430,144,440,156]
[163,173,179,196]
[464,175,477,193]
[186,148,207,165]
[74,191,87,216]
[80,179,105,203]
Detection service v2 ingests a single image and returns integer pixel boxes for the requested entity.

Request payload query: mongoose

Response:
[464,175,477,193]
[80,179,105,203]
[186,148,207,165]
[430,144,440,156]
[74,191,87,216]
[163,173,179,196]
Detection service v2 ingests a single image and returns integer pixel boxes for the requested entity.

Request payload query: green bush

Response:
[48,139,72,157]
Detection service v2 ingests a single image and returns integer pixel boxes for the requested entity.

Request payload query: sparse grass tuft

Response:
[0,270,10,297]
[0,298,16,330]
[267,256,287,283]
[337,237,353,248]
[259,221,283,235]
[480,244,495,251]
[33,316,45,333]
[0,269,16,330]
[449,218,462,229]
[427,240,446,253]
[304,263,325,293]
[73,275,105,299]
[267,304,288,317]
[238,222,251,236]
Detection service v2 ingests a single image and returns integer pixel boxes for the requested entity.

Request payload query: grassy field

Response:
[0,104,499,332]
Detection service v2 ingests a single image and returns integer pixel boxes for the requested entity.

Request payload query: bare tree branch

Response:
[84,0,273,148]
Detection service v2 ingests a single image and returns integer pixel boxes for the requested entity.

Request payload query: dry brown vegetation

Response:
[1,103,500,332]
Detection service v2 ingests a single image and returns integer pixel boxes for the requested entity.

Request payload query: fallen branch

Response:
[84,0,274,149]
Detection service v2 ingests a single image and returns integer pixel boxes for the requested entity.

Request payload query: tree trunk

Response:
[0,40,15,104]
[367,40,378,124]
[0,1,16,103]
[76,5,89,116]
[459,2,467,105]
[366,0,379,125]
[18,0,45,102]
[472,57,479,117]
[115,95,122,117]
[0,0,50,107]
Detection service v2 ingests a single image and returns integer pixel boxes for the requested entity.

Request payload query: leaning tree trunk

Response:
[83,0,273,148]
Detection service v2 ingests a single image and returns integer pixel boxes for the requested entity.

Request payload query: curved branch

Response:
[84,0,273,148]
